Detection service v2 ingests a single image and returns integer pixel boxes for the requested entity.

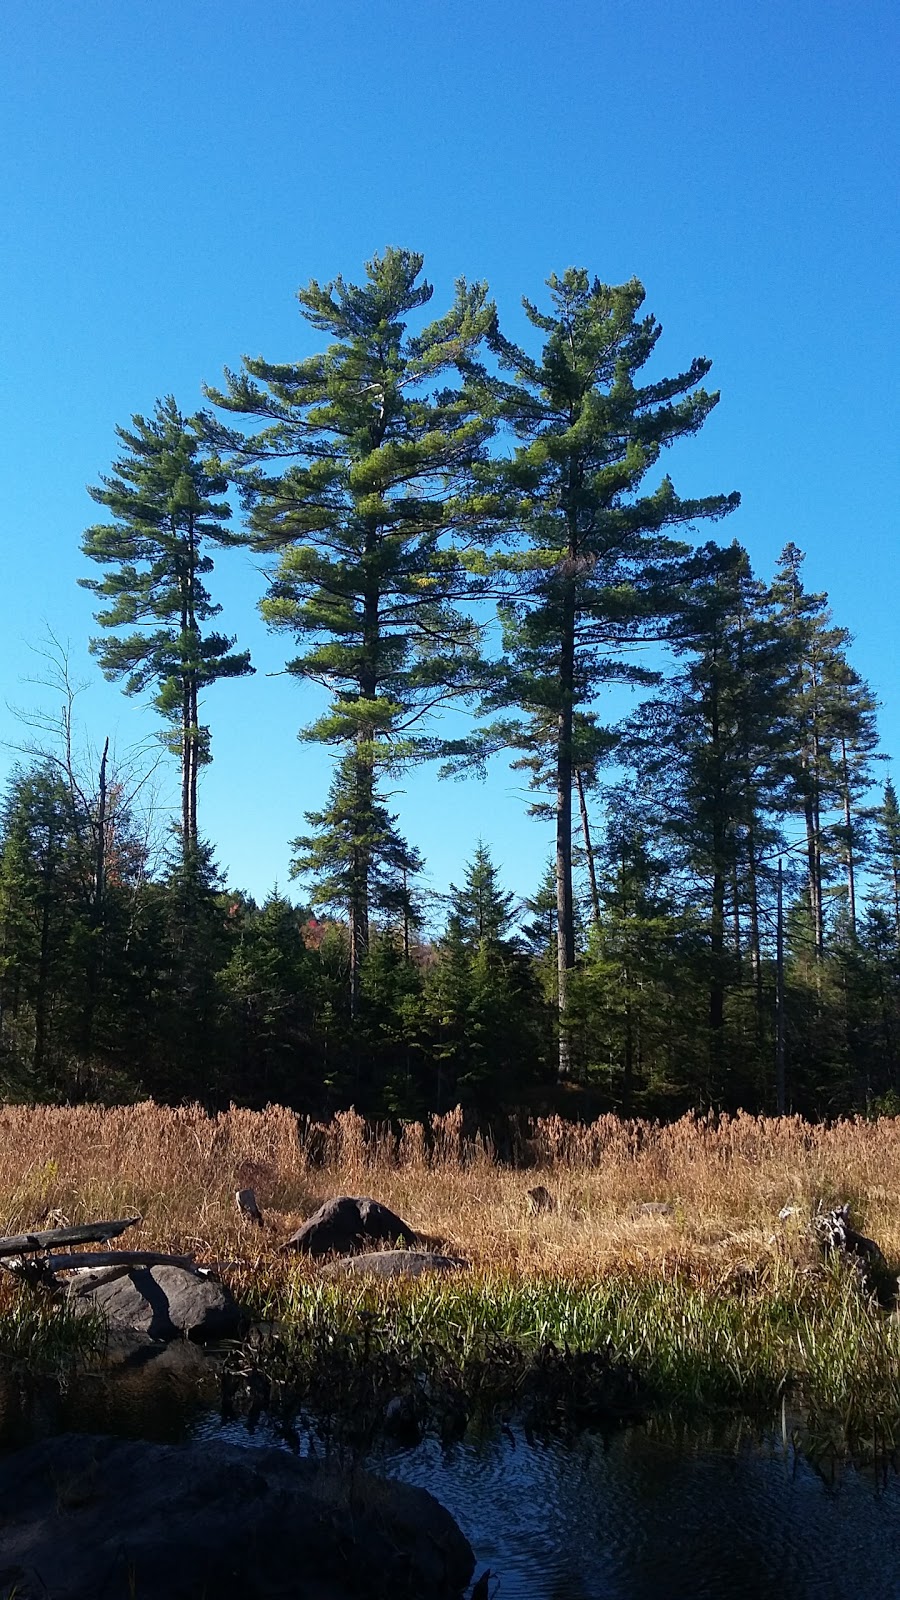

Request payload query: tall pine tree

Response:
[205,249,495,1004]
[478,271,739,1077]
[81,396,252,858]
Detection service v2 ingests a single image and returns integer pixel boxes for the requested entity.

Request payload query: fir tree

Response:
[447,841,517,950]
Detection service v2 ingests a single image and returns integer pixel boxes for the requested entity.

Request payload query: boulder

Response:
[281,1195,417,1257]
[0,1432,475,1599]
[67,1263,246,1342]
[320,1250,468,1281]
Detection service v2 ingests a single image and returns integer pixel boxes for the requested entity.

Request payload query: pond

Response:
[194,1406,900,1599]
[5,1355,900,1599]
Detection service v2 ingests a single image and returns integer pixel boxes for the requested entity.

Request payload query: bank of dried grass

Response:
[4,1103,900,1424]
[0,1102,897,1283]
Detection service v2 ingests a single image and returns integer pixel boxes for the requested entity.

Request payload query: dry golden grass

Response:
[0,1102,898,1294]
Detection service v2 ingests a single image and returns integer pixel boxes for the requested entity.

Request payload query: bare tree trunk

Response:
[804,793,823,962]
[575,768,600,929]
[33,800,61,1081]
[94,739,108,918]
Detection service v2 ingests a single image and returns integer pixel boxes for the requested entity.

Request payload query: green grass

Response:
[227,1259,900,1445]
[0,1289,104,1374]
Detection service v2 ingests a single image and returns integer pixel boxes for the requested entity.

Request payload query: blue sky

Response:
[1,0,897,915]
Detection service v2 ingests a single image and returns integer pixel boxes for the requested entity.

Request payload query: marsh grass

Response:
[222,1255,900,1439]
[0,1274,102,1372]
[3,1103,900,1427]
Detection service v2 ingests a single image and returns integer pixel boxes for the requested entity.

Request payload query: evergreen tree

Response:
[769,544,880,953]
[478,271,739,1078]
[217,892,320,1105]
[424,844,549,1107]
[81,396,253,856]
[570,814,703,1112]
[624,542,792,1096]
[0,762,154,1100]
[872,779,900,939]
[447,841,517,949]
[205,249,495,1003]
[290,752,424,1013]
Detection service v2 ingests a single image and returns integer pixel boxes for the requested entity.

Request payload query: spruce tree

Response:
[479,271,739,1078]
[205,249,495,1004]
[447,841,517,949]
[872,779,900,939]
[81,396,253,857]
[290,752,423,1013]
[425,845,547,1107]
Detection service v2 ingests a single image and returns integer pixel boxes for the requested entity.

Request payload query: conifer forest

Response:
[2,249,896,1123]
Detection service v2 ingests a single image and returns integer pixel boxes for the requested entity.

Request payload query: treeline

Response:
[1,249,898,1119]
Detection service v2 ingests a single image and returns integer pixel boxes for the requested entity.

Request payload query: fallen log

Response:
[44,1250,196,1274]
[0,1216,141,1259]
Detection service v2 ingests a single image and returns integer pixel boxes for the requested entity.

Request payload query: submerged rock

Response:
[320,1250,468,1281]
[281,1195,417,1257]
[0,1432,474,1599]
[67,1263,246,1342]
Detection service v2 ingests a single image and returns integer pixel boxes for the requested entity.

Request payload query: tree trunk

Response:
[804,793,823,961]
[841,737,857,938]
[575,769,600,928]
[746,819,764,1022]
[707,662,726,1075]
[556,577,577,1081]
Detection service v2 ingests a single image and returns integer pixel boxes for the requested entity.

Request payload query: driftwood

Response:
[0,1216,141,1259]
[811,1203,885,1266]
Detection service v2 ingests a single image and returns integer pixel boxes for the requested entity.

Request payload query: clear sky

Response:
[1,0,897,915]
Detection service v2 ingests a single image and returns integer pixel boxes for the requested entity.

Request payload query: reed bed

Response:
[1,1101,899,1277]
[4,1102,900,1424]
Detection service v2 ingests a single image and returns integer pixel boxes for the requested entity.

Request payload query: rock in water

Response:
[320,1250,468,1281]
[67,1263,246,1342]
[281,1195,417,1257]
[0,1432,475,1599]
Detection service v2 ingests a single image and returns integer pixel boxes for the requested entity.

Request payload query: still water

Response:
[6,1356,900,1599]
[196,1409,900,1600]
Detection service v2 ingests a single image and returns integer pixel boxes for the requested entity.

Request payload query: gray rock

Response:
[282,1195,417,1257]
[320,1250,468,1281]
[0,1432,474,1599]
[67,1263,246,1342]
